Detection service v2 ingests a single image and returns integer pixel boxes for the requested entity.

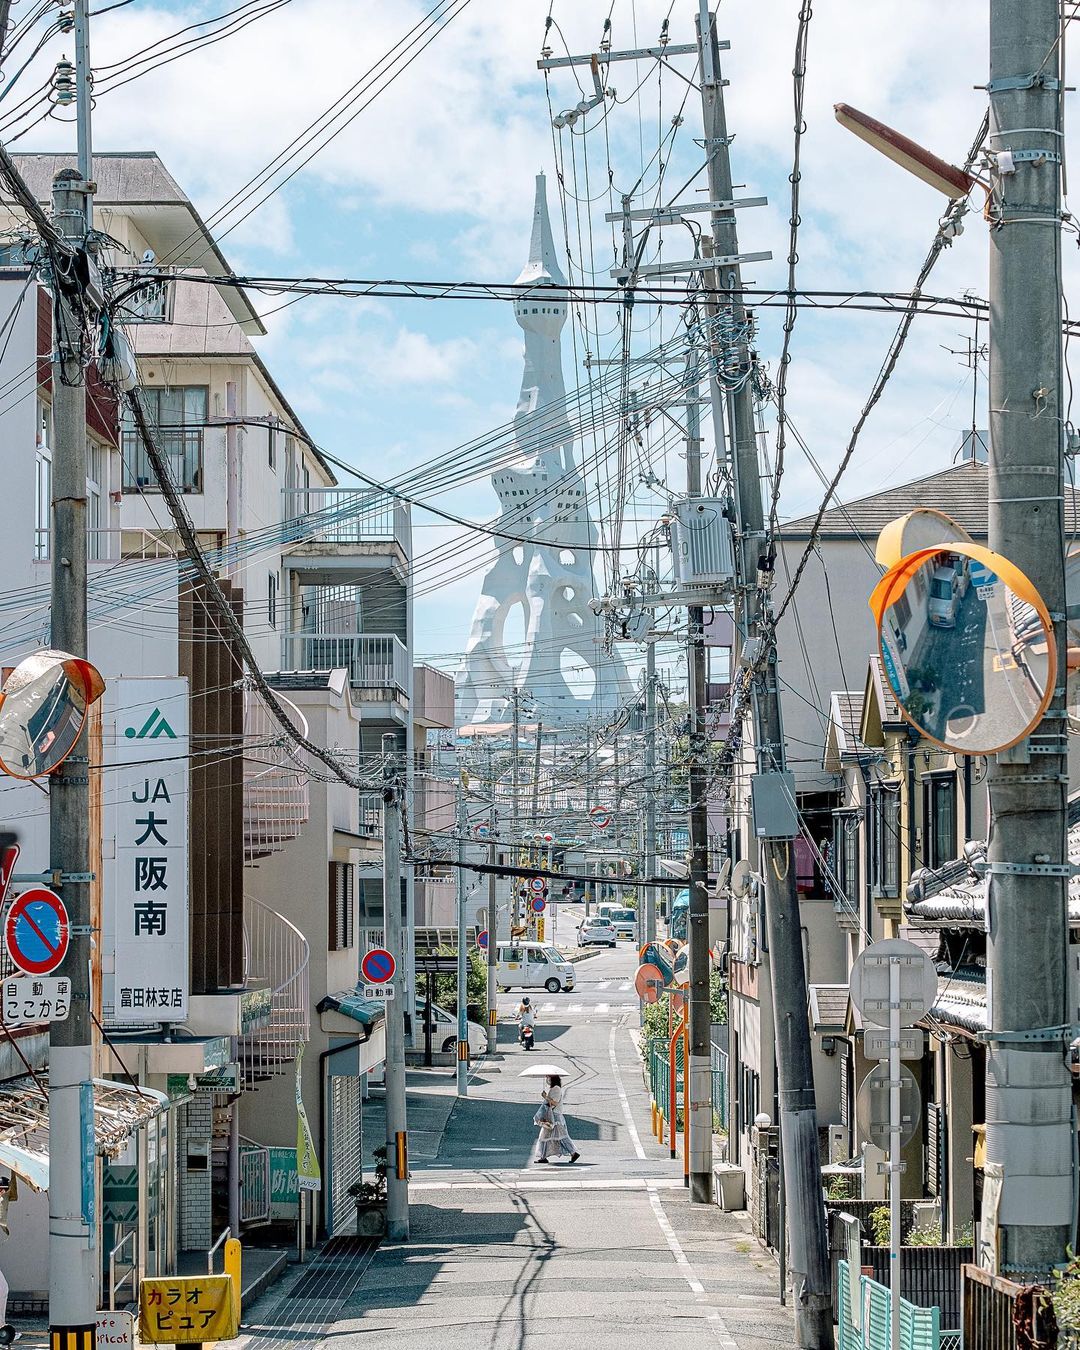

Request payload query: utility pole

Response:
[382,733,409,1240]
[510,689,522,835]
[644,647,658,949]
[455,775,469,1096]
[486,806,498,1054]
[696,8,832,1341]
[531,720,543,824]
[985,0,1072,1279]
[49,4,97,1337]
[47,167,97,1350]
[683,301,713,1205]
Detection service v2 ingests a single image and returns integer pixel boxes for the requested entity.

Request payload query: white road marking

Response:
[410,1177,685,1191]
[540,1002,557,1012]
[619,982,632,991]
[596,1003,609,1013]
[608,1020,647,1160]
[596,980,612,989]
[647,1184,740,1349]
[567,1004,582,1012]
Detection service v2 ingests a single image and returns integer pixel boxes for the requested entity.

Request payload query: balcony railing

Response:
[283,488,410,555]
[282,632,409,694]
[243,687,310,863]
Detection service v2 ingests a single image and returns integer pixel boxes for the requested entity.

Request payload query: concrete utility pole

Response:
[511,689,522,831]
[644,629,659,951]
[683,311,713,1204]
[985,0,1073,1278]
[531,720,543,824]
[486,807,498,1055]
[47,165,97,1350]
[696,8,832,1341]
[455,776,469,1096]
[381,733,409,1240]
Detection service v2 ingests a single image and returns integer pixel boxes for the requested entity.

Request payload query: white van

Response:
[496,942,576,993]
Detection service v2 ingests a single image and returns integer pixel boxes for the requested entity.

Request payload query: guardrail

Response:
[109,1228,139,1310]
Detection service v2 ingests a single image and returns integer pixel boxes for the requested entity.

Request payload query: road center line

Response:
[647,1184,739,1350]
[608,1019,646,1160]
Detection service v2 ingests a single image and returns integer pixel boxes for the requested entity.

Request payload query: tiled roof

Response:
[780,460,1080,540]
[930,970,987,1035]
[867,655,903,725]
[823,691,867,772]
[809,984,849,1033]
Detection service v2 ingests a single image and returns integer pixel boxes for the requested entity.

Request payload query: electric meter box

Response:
[750,771,798,839]
[669,499,735,587]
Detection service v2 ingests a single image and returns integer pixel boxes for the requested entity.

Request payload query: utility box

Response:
[669,499,735,587]
[750,771,797,838]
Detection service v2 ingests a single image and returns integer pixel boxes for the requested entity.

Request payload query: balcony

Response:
[413,663,455,730]
[282,489,410,577]
[414,773,455,835]
[282,632,409,695]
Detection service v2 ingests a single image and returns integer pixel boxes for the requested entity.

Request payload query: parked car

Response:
[415,998,488,1057]
[577,917,617,948]
[928,565,962,628]
[496,942,576,993]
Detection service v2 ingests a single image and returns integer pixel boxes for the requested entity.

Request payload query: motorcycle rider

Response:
[517,996,536,1047]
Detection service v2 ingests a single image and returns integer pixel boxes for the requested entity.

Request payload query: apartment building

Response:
[0,151,420,1300]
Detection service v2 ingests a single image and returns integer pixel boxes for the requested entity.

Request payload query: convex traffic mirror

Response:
[0,650,104,779]
[869,542,1054,755]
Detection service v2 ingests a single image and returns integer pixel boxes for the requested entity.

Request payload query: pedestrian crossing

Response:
[587,981,633,991]
[538,1001,636,1014]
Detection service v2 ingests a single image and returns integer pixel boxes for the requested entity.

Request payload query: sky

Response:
[5,0,1075,688]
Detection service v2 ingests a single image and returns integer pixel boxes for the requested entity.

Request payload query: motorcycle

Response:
[520,1023,535,1051]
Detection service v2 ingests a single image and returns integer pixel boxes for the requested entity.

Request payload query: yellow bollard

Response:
[224,1237,242,1322]
[651,1101,658,1136]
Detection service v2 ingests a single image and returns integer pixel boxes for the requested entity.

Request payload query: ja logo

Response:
[124,708,177,740]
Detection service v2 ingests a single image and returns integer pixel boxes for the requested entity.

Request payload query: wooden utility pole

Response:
[984,0,1073,1278]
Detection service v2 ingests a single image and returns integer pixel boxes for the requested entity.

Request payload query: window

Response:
[34,448,50,561]
[869,784,900,899]
[87,439,103,561]
[328,861,356,951]
[268,572,277,629]
[121,386,208,493]
[923,774,957,869]
[832,810,860,912]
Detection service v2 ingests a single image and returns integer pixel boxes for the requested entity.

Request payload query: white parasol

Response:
[518,1063,578,1079]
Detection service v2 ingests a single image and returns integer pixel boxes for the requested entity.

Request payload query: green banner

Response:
[295,1043,321,1192]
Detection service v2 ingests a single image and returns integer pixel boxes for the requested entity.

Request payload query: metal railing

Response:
[207,1226,231,1275]
[962,1265,1027,1350]
[108,1228,139,1310]
[240,897,310,1084]
[282,632,409,693]
[711,1043,728,1131]
[243,686,310,862]
[239,1139,271,1225]
[282,488,409,554]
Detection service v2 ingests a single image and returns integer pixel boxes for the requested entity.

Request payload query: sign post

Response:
[850,939,936,1350]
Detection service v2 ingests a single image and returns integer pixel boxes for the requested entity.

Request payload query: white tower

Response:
[457,174,633,727]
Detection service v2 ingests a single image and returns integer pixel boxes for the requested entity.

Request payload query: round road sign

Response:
[849,938,937,1029]
[361,947,396,985]
[530,877,546,894]
[477,929,489,951]
[5,886,70,976]
[589,805,611,829]
[531,896,546,914]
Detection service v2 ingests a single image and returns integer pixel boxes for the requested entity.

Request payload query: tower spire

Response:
[516,172,565,288]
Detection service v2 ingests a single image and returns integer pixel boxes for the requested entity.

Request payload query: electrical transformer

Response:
[669,498,735,588]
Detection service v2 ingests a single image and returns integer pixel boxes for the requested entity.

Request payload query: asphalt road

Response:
[235,938,796,1349]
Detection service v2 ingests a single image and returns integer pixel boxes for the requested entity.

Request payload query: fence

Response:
[961,1264,1045,1350]
[711,1042,728,1131]
[838,1259,942,1350]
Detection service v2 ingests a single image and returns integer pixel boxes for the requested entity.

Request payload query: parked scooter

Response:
[520,1023,535,1051]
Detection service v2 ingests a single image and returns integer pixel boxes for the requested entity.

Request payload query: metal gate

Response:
[239,1139,271,1225]
[329,1074,362,1234]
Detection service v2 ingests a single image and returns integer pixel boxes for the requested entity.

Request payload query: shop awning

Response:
[316,990,386,1035]
[0,1075,169,1191]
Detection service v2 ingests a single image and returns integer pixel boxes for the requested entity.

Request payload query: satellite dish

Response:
[0,649,104,780]
[715,858,732,893]
[731,860,753,898]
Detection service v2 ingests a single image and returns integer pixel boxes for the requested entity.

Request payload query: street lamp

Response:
[834,102,977,200]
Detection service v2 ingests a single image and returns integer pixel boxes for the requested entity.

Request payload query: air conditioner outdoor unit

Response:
[669,498,735,587]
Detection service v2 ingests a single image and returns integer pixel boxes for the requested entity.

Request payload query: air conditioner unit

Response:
[669,498,735,587]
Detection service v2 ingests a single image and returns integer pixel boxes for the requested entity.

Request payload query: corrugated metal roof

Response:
[781,461,1080,540]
